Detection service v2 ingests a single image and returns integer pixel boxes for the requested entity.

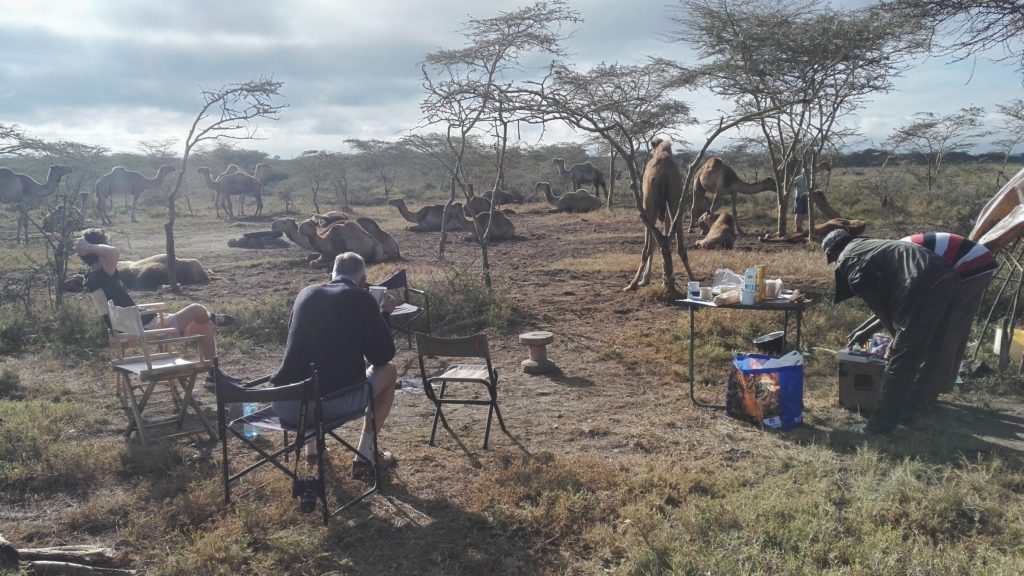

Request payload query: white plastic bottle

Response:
[742,267,758,305]
[243,402,259,439]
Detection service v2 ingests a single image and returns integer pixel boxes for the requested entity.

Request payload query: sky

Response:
[1,0,1021,158]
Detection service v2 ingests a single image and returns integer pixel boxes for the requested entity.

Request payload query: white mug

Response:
[369,286,387,307]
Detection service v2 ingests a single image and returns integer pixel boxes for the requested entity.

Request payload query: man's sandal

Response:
[351,451,396,480]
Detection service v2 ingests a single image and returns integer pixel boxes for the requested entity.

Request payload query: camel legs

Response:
[625,230,656,290]
[729,192,744,235]
[673,226,695,280]
[130,193,140,223]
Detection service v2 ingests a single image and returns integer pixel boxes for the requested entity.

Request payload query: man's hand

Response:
[847,329,872,349]
[380,293,398,314]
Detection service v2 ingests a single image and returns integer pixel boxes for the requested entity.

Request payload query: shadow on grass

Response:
[546,369,595,388]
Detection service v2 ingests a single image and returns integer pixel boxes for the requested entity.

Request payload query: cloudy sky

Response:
[1,0,1020,158]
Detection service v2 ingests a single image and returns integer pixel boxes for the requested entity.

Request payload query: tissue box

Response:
[837,350,885,412]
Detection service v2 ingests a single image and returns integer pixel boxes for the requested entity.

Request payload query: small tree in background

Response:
[885,106,991,194]
[994,99,1024,186]
[345,139,403,202]
[165,77,285,288]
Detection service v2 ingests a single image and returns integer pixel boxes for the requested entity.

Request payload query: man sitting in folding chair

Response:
[271,252,398,479]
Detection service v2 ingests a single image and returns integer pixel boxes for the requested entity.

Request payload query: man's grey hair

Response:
[332,252,367,282]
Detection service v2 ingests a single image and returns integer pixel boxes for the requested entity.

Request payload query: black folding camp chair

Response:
[375,269,430,348]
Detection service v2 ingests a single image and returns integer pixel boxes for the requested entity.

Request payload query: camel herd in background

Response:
[1,146,870,292]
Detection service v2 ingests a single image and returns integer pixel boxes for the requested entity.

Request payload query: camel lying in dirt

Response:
[536,181,602,213]
[273,215,400,266]
[388,198,460,231]
[760,218,868,243]
[450,202,516,242]
[116,254,217,290]
[695,212,736,249]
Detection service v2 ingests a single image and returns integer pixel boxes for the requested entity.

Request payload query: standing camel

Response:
[552,158,608,202]
[197,164,266,220]
[0,165,74,243]
[625,139,695,291]
[690,157,775,233]
[94,165,176,224]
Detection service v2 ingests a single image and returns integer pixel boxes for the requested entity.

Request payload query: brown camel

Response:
[690,157,775,233]
[311,211,351,226]
[449,202,516,242]
[387,198,459,232]
[297,218,385,268]
[760,218,868,243]
[552,158,608,201]
[625,139,695,291]
[272,217,317,251]
[486,188,524,205]
[536,181,602,213]
[117,254,215,290]
[197,164,266,220]
[0,164,74,243]
[694,212,736,249]
[355,216,402,260]
[464,185,493,217]
[94,165,175,224]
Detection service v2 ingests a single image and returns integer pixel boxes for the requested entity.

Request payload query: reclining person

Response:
[73,228,234,383]
[270,252,398,479]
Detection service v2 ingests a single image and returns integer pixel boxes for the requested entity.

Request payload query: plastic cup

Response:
[688,281,700,299]
[369,286,387,307]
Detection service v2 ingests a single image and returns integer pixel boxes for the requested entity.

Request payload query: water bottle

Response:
[742,267,758,305]
[243,402,259,439]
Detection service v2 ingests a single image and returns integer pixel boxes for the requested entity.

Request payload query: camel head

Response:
[535,181,551,193]
[650,137,665,149]
[271,217,297,234]
[157,165,176,177]
[51,165,75,180]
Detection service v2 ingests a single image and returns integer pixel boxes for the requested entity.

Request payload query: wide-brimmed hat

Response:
[822,229,852,263]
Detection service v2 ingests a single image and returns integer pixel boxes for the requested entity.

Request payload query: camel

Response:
[694,212,736,249]
[311,211,350,227]
[0,165,74,243]
[355,217,402,260]
[297,218,385,268]
[690,157,776,233]
[486,188,524,206]
[197,163,266,220]
[388,198,460,232]
[117,254,216,290]
[625,139,695,291]
[552,158,608,201]
[94,165,175,224]
[760,218,868,243]
[272,217,317,251]
[449,202,515,242]
[536,181,602,213]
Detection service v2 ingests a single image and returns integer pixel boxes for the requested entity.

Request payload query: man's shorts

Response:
[273,371,378,430]
[793,193,809,215]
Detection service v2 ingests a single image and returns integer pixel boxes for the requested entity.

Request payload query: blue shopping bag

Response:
[726,353,804,431]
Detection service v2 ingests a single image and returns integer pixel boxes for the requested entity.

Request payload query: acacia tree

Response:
[165,77,284,288]
[879,0,1024,74]
[670,0,926,234]
[994,99,1024,186]
[344,139,403,202]
[0,123,48,157]
[885,106,991,193]
[417,0,581,283]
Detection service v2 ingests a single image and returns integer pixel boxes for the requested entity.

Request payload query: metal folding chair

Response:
[214,361,380,526]
[107,301,216,445]
[415,332,507,449]
[375,269,430,348]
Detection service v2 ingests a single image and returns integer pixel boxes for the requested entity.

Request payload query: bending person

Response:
[271,252,398,480]
[74,228,234,382]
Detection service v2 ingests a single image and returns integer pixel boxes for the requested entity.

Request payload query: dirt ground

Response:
[6,199,1024,564]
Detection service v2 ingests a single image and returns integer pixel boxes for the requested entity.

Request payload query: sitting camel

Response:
[536,181,602,213]
[449,202,515,242]
[117,254,216,290]
[625,138,695,291]
[297,218,385,268]
[552,158,608,202]
[690,157,775,233]
[273,217,317,251]
[355,216,401,260]
[388,198,460,232]
[694,212,736,249]
[760,218,868,243]
[486,188,524,206]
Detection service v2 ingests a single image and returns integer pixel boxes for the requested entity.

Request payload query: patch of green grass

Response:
[219,295,292,349]
[0,398,123,496]
[425,266,517,336]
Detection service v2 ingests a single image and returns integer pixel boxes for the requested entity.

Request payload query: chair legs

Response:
[428,381,506,449]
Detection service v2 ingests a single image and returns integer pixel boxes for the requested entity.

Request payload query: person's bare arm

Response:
[73,238,120,274]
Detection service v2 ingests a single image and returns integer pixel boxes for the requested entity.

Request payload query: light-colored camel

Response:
[694,212,736,249]
[117,254,215,290]
[311,211,350,227]
[388,198,460,232]
[297,218,385,268]
[760,218,868,243]
[552,158,608,201]
[272,217,317,251]
[0,164,74,243]
[197,163,266,220]
[690,157,776,233]
[536,181,602,213]
[625,139,695,291]
[449,202,515,242]
[94,165,175,224]
[355,216,401,260]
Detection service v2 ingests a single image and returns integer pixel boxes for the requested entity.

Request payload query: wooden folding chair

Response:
[107,301,216,445]
[214,361,381,525]
[375,269,430,348]
[415,332,507,449]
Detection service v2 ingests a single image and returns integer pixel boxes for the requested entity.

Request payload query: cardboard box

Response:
[993,327,1024,361]
[837,350,885,412]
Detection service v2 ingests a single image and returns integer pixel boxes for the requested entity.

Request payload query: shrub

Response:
[0,367,23,400]
[220,295,291,347]
[425,267,516,336]
[0,306,29,355]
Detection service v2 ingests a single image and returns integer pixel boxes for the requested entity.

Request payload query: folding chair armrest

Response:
[138,302,168,313]
[143,328,178,339]
[146,334,206,347]
[243,374,273,389]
